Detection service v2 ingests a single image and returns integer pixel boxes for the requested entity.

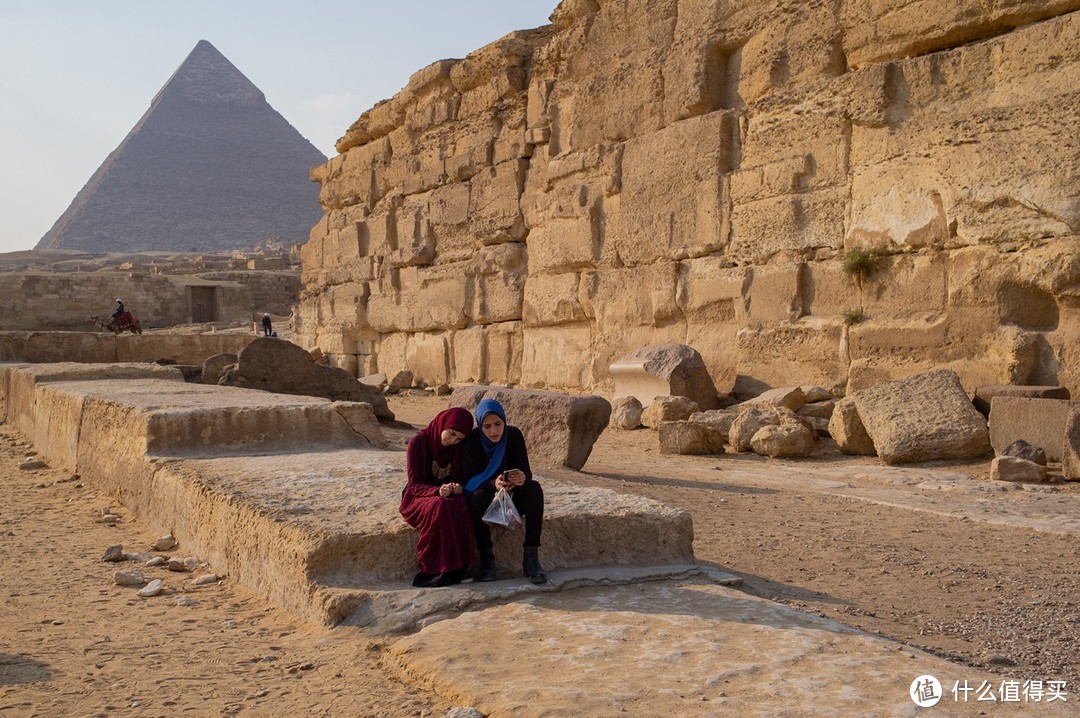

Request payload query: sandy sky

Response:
[0,0,556,253]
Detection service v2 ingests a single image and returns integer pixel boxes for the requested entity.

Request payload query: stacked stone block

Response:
[298,1,1080,398]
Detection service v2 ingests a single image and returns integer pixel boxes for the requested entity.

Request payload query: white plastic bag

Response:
[482,487,522,529]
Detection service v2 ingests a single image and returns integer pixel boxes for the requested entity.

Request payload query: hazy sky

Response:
[0,0,557,253]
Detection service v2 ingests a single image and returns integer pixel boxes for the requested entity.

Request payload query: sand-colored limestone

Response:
[0,363,691,628]
[297,1,1080,401]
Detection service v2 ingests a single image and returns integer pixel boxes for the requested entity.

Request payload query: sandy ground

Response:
[1,390,1077,717]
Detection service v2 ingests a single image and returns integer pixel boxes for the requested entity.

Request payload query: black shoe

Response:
[478,550,497,582]
[522,546,547,584]
[412,571,441,587]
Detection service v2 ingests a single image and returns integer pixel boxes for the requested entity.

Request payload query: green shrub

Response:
[842,248,878,285]
[843,308,866,325]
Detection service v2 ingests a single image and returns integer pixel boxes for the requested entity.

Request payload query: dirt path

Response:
[1,391,1076,717]
[0,422,451,717]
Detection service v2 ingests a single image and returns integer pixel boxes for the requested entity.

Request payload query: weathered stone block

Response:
[853,369,990,464]
[987,396,1077,463]
[406,332,450,387]
[747,386,805,412]
[990,456,1046,483]
[527,215,599,274]
[641,396,700,430]
[520,324,592,389]
[484,321,523,386]
[659,420,726,455]
[469,160,527,244]
[523,272,588,327]
[450,385,611,470]
[729,188,847,264]
[974,385,1071,418]
[615,112,732,264]
[610,396,643,430]
[201,353,237,385]
[729,404,783,453]
[746,264,806,323]
[826,397,875,456]
[611,344,719,410]
[750,424,815,458]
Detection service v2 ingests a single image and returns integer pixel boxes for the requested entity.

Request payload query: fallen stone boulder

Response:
[797,400,835,420]
[746,386,805,411]
[688,409,737,437]
[750,424,815,458]
[610,396,643,430]
[728,404,810,453]
[852,369,991,464]
[729,404,783,453]
[219,338,393,421]
[202,352,237,385]
[1001,439,1047,466]
[659,420,726,455]
[827,398,876,456]
[973,384,1070,417]
[800,386,832,404]
[990,456,1046,483]
[641,395,699,429]
[610,344,719,410]
[451,386,610,470]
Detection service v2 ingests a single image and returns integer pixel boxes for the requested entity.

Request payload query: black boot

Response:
[478,550,497,582]
[522,546,547,584]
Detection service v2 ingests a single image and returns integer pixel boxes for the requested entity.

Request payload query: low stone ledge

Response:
[973,384,1070,417]
[117,451,695,626]
[2,364,695,628]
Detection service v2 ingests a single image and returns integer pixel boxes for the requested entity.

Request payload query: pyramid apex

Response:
[159,40,263,106]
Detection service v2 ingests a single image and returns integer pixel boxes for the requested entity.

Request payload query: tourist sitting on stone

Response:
[462,399,547,584]
[399,407,476,588]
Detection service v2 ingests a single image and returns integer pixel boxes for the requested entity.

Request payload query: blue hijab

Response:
[464,399,507,493]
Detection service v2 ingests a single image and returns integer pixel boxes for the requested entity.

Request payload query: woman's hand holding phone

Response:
[500,469,525,488]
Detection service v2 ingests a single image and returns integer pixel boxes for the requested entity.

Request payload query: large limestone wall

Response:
[0,270,299,331]
[298,0,1080,397]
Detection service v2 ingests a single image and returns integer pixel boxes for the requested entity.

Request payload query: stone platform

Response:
[0,362,695,627]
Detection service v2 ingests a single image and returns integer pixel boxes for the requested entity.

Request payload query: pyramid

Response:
[37,40,326,253]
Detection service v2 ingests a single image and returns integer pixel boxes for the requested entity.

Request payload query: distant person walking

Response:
[261,313,272,336]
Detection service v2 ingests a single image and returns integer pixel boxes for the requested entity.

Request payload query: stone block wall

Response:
[0,270,300,331]
[297,0,1080,397]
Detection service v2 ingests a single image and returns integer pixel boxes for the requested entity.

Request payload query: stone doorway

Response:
[190,286,217,322]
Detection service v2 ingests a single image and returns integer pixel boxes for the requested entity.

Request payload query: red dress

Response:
[399,409,477,575]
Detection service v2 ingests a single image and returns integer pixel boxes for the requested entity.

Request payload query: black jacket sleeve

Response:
[504,425,533,482]
[460,425,534,490]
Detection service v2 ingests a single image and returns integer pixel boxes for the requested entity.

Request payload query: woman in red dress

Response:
[399,407,477,587]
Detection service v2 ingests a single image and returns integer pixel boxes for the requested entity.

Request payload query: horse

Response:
[87,312,143,335]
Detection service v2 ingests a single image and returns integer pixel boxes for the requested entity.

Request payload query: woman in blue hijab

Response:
[461,399,546,583]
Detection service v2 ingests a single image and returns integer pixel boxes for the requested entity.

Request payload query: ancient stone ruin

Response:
[296,0,1080,401]
[38,40,325,254]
